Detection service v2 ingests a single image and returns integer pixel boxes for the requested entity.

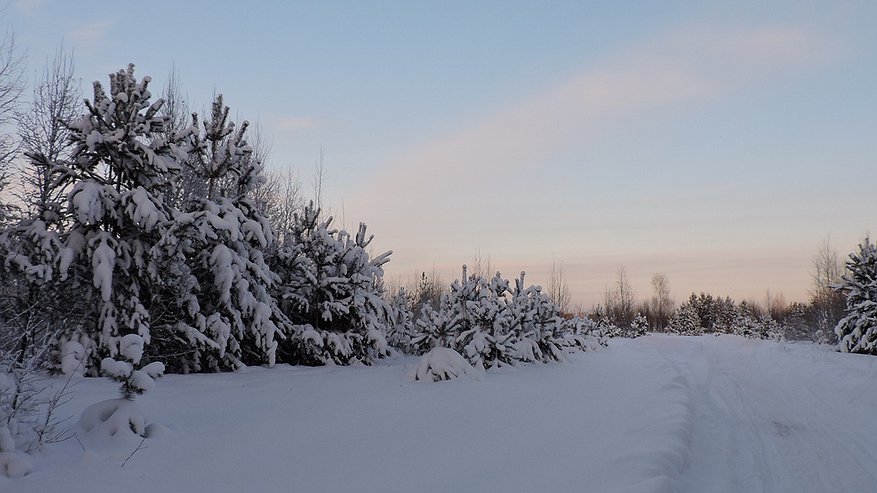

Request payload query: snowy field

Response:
[7,335,877,493]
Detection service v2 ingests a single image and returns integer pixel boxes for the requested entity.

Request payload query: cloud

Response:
[273,116,321,131]
[348,24,834,216]
[67,20,114,45]
[14,0,45,12]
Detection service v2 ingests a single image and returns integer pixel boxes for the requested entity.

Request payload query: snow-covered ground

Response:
[7,335,877,493]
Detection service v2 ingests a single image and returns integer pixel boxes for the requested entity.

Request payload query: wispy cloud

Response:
[67,20,114,45]
[14,0,45,12]
[272,116,322,131]
[350,24,835,216]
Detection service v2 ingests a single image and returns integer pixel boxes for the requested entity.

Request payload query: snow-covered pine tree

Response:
[628,313,649,338]
[410,269,604,366]
[150,94,288,371]
[561,315,606,351]
[730,309,761,338]
[509,272,566,363]
[410,266,480,358]
[0,209,75,369]
[386,287,416,352]
[273,203,392,365]
[453,269,516,369]
[25,65,189,388]
[759,316,785,341]
[667,301,702,335]
[409,298,456,355]
[835,237,877,354]
[707,296,736,334]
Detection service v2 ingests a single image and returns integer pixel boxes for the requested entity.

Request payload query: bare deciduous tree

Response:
[604,266,636,329]
[159,65,207,210]
[471,248,492,279]
[15,42,79,214]
[253,167,303,248]
[0,30,25,220]
[160,63,189,134]
[548,258,571,315]
[764,290,788,322]
[810,237,845,341]
[312,145,327,210]
[648,273,673,331]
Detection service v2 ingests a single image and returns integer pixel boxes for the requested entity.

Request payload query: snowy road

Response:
[8,335,877,493]
[642,336,877,493]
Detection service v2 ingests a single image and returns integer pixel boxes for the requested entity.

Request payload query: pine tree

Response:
[150,94,288,371]
[453,269,516,368]
[409,299,456,355]
[410,266,513,367]
[730,310,760,338]
[509,272,566,363]
[27,65,189,386]
[835,237,877,354]
[628,313,649,338]
[667,302,702,335]
[273,203,392,365]
[410,269,603,366]
[386,287,415,352]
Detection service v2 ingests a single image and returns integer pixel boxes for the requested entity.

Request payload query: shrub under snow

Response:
[78,398,152,441]
[407,267,602,368]
[412,347,481,382]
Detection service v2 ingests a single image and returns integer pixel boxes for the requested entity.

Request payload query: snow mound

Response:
[60,340,87,376]
[411,347,481,382]
[0,451,32,478]
[78,399,150,442]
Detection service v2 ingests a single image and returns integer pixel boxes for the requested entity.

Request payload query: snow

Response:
[645,335,877,492]
[139,362,165,378]
[7,335,877,492]
[123,187,164,232]
[78,399,149,443]
[90,235,115,302]
[99,358,132,379]
[60,341,87,376]
[69,181,105,226]
[119,335,144,364]
[411,347,481,382]
[0,452,32,478]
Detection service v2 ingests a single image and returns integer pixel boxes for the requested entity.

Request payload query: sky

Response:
[4,0,876,306]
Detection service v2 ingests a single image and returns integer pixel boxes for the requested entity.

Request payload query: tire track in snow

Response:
[603,341,697,493]
[644,335,877,493]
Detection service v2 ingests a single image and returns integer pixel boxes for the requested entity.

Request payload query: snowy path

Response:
[7,336,877,493]
[643,336,877,493]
